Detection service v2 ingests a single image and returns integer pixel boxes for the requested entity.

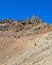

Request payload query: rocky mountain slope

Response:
[0,16,51,32]
[0,16,52,65]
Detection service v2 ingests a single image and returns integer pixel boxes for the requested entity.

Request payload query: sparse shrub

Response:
[21,21,26,25]
[13,36,17,38]
[14,29,19,32]
[18,36,20,38]
[28,20,32,24]
[34,42,36,46]
[0,20,2,23]
[3,18,13,24]
[44,25,46,28]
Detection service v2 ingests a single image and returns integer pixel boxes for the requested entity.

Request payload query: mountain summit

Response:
[0,16,52,65]
[0,16,51,32]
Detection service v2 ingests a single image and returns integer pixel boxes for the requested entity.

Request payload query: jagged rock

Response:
[0,16,51,32]
[0,16,52,65]
[31,16,40,25]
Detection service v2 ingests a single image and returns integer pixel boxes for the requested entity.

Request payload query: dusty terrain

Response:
[0,16,52,65]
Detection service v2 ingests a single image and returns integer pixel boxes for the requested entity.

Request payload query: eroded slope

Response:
[0,16,52,65]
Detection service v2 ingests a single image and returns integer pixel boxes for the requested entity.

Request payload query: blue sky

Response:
[0,0,52,24]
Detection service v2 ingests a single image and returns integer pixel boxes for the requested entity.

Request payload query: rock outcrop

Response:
[0,16,52,65]
[0,16,51,32]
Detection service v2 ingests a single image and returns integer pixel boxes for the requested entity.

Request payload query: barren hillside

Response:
[0,16,52,65]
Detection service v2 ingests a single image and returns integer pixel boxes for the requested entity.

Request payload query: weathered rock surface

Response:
[0,16,52,65]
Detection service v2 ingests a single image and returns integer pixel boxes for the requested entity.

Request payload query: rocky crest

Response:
[0,16,51,32]
[0,16,52,65]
